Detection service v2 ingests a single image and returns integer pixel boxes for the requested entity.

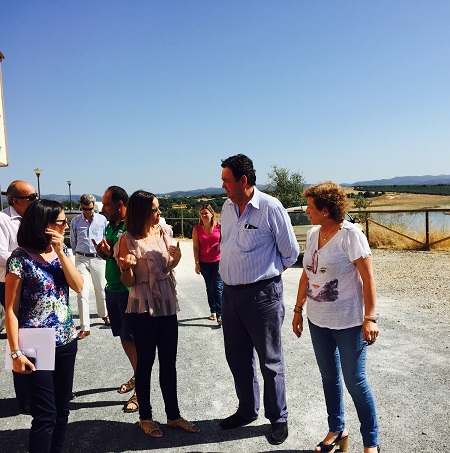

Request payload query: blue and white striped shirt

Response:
[70,213,107,254]
[219,187,299,286]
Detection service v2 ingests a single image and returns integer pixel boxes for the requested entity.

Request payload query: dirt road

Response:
[0,241,449,452]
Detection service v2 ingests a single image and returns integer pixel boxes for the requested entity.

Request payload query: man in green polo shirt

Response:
[94,185,138,413]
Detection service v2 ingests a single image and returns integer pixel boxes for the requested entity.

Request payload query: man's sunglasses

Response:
[81,207,94,211]
[15,193,38,201]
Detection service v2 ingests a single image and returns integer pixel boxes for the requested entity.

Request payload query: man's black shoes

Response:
[270,421,288,445]
[219,412,256,430]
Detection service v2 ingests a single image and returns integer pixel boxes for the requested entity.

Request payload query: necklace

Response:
[320,223,338,241]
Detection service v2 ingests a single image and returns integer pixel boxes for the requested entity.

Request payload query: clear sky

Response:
[1,1,450,197]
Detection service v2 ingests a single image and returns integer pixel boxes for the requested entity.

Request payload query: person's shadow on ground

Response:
[0,408,310,453]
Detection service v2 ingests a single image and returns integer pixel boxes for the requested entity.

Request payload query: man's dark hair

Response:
[18,199,64,251]
[221,154,256,186]
[107,186,128,207]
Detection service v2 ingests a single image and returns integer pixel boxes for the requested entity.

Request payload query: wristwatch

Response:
[10,349,23,359]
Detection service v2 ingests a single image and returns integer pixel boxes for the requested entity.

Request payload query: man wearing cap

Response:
[70,193,108,339]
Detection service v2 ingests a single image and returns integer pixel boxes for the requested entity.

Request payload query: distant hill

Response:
[39,194,103,203]
[161,184,266,197]
[346,174,450,186]
[161,187,224,197]
[7,176,450,204]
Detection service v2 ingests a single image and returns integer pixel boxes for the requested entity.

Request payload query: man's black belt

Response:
[76,252,97,258]
[229,275,280,289]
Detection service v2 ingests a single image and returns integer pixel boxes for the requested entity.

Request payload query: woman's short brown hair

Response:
[303,181,349,222]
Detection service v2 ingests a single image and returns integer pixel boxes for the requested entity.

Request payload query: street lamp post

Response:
[34,168,42,198]
[67,180,72,211]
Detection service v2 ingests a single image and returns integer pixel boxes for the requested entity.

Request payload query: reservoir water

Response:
[368,211,450,233]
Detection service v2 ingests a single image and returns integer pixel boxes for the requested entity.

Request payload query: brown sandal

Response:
[123,392,139,413]
[118,376,135,394]
[138,419,164,437]
[167,417,200,433]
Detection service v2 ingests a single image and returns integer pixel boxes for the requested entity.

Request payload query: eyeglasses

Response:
[81,207,94,211]
[15,193,38,201]
[52,219,68,226]
[151,207,160,214]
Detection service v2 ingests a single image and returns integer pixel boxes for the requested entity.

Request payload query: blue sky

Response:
[1,1,450,197]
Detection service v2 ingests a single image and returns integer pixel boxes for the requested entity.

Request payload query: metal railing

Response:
[166,208,450,250]
[349,208,450,250]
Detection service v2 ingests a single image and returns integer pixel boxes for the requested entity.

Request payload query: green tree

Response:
[266,165,306,208]
[353,193,372,219]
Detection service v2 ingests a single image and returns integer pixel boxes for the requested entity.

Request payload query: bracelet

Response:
[10,349,23,359]
[364,316,377,323]
[293,305,303,314]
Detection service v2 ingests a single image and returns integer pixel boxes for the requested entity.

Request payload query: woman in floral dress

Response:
[5,199,83,453]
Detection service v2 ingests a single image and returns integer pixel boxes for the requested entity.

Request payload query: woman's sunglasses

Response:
[52,219,68,226]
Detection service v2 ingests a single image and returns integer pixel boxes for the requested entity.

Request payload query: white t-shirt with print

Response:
[304,220,371,330]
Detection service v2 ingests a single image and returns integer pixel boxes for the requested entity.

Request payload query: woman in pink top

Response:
[192,204,223,327]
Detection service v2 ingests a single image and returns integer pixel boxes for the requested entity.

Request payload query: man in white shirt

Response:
[218,154,299,446]
[70,194,108,339]
[0,180,37,414]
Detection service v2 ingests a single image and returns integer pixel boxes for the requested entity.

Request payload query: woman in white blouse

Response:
[292,182,380,453]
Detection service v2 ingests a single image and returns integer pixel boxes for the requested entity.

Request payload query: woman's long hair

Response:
[17,199,64,251]
[126,190,156,237]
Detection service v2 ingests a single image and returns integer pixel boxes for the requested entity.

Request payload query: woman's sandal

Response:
[118,376,135,394]
[138,419,164,437]
[316,431,349,452]
[123,392,139,413]
[167,417,200,433]
[209,313,216,321]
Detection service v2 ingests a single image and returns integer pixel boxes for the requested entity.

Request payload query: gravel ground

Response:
[372,249,450,336]
[1,243,449,452]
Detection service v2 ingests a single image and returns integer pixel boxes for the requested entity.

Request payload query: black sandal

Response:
[316,431,349,452]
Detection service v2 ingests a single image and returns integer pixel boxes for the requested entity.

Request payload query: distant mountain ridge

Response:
[161,184,267,197]
[13,176,450,203]
[348,174,450,186]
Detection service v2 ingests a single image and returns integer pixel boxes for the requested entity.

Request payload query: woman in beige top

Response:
[117,190,199,437]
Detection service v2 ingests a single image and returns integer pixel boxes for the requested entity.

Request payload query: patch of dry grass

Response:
[347,192,450,251]
[366,220,450,251]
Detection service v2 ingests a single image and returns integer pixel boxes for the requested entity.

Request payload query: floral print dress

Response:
[7,246,77,347]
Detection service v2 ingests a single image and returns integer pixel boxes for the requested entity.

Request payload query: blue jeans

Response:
[199,261,222,317]
[308,320,378,448]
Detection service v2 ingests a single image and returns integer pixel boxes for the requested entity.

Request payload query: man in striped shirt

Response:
[70,194,108,339]
[218,154,299,446]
